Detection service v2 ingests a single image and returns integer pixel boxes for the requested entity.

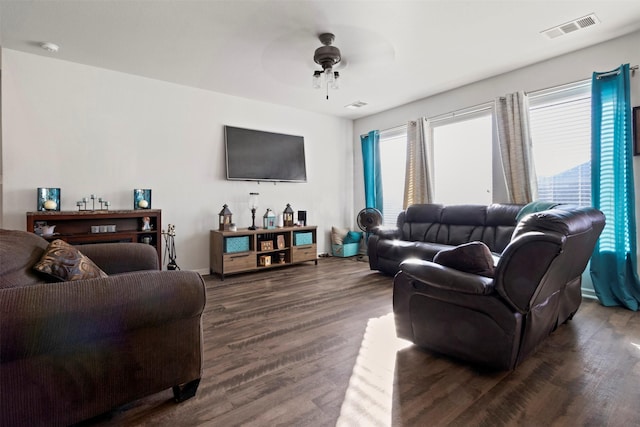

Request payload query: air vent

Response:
[541,13,600,39]
[345,101,368,109]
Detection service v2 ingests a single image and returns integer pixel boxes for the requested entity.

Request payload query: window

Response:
[431,112,493,205]
[529,81,591,206]
[378,109,492,225]
[379,127,407,226]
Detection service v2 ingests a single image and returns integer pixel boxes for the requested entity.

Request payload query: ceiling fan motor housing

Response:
[314,33,341,70]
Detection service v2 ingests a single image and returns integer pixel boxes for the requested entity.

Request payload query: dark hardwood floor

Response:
[86,257,640,426]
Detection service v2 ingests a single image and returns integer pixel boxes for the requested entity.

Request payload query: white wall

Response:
[1,49,354,273]
[354,30,640,293]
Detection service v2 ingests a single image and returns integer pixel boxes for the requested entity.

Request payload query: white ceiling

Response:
[2,1,640,119]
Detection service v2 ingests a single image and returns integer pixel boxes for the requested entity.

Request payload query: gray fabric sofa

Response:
[0,229,206,426]
[368,203,523,275]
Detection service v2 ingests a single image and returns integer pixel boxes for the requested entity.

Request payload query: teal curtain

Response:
[360,130,383,212]
[590,63,640,311]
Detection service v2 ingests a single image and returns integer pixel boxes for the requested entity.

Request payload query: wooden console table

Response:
[26,209,162,263]
[210,225,317,279]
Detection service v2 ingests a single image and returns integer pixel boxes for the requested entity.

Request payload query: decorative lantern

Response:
[219,204,233,231]
[263,208,277,229]
[283,203,294,227]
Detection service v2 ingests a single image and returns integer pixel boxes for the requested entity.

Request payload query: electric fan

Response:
[357,208,383,233]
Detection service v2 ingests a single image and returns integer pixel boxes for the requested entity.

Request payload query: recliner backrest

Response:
[515,207,604,304]
[496,207,605,312]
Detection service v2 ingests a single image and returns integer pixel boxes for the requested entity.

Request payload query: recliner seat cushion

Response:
[376,239,452,262]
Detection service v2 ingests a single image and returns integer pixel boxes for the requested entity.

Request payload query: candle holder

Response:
[76,194,110,211]
[37,188,61,211]
[134,189,152,209]
[248,192,259,230]
[97,198,111,210]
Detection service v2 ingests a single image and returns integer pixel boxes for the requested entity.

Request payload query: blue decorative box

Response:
[225,236,250,253]
[294,232,313,246]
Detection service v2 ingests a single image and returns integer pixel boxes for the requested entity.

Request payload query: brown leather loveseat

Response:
[0,229,206,426]
[392,206,605,370]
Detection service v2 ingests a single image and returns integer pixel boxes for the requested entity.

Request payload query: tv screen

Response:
[224,126,307,182]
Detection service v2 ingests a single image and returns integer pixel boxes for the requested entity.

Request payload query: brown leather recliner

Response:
[393,206,605,370]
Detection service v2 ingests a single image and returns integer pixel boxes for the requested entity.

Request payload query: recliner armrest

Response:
[494,231,565,312]
[399,258,495,295]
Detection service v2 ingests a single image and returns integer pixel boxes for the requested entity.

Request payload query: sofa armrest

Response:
[77,242,159,274]
[371,226,402,240]
[0,270,206,362]
[399,258,495,295]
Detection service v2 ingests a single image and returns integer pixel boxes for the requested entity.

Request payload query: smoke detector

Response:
[40,42,60,53]
[541,14,600,39]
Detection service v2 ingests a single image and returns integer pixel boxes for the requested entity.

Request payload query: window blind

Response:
[529,80,592,206]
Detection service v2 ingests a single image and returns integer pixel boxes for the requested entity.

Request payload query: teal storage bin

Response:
[294,232,313,246]
[332,242,360,257]
[225,236,250,253]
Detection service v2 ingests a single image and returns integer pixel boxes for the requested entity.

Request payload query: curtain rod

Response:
[360,101,493,137]
[360,124,406,138]
[427,101,494,123]
[595,64,638,79]
[361,64,638,138]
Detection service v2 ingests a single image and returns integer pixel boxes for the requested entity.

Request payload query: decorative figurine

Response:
[142,216,152,231]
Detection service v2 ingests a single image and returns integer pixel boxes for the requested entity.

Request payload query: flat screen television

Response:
[224,126,307,182]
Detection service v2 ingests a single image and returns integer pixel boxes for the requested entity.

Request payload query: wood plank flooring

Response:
[82,257,640,426]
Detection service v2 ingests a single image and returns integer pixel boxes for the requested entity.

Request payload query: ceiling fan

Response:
[259,27,395,94]
[312,33,342,99]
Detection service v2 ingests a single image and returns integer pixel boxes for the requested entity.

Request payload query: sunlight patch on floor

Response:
[336,313,412,427]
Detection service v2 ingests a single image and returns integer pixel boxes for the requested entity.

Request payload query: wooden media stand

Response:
[210,225,317,279]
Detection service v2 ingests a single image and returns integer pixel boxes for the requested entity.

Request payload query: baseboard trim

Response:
[581,287,598,300]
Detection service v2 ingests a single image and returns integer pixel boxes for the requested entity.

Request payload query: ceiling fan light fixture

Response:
[331,71,340,90]
[324,67,335,84]
[312,70,322,89]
